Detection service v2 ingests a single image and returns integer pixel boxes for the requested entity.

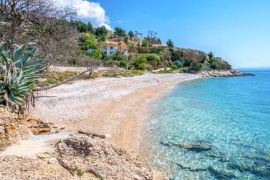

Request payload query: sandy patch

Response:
[32,73,201,155]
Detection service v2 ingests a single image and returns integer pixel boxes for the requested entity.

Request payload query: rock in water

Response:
[177,141,212,152]
[200,70,255,77]
[160,140,212,152]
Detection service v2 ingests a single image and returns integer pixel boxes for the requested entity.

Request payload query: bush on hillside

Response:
[138,63,150,71]
[88,49,103,59]
[133,54,160,70]
[190,62,202,72]
[80,33,98,50]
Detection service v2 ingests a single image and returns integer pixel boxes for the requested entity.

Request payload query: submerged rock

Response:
[176,163,237,179]
[177,141,211,152]
[228,160,270,178]
[160,140,212,152]
[205,150,229,163]
[207,167,237,179]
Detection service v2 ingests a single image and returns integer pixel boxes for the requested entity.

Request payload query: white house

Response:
[102,41,129,56]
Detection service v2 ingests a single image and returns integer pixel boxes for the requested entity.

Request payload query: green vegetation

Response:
[190,62,202,72]
[72,21,231,73]
[114,27,126,38]
[158,68,176,74]
[1,0,232,76]
[102,69,144,78]
[80,33,98,50]
[0,45,42,111]
[134,54,160,70]
[0,0,233,115]
[166,39,174,48]
[75,168,85,177]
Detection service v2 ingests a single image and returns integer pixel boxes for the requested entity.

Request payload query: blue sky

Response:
[93,0,270,68]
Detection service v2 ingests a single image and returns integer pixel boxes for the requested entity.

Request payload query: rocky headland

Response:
[200,70,254,77]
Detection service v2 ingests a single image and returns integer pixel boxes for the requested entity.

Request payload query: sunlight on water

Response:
[147,70,270,179]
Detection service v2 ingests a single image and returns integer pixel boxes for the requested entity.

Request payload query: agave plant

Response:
[0,45,42,112]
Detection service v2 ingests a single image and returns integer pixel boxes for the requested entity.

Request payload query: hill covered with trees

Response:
[72,21,232,73]
[0,0,231,112]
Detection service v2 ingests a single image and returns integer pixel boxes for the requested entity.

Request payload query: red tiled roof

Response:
[104,41,128,51]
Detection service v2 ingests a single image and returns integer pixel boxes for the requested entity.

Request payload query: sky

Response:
[56,0,270,68]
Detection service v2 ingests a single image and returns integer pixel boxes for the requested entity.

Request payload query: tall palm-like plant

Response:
[0,45,42,112]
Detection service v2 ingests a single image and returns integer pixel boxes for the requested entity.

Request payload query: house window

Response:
[110,46,114,50]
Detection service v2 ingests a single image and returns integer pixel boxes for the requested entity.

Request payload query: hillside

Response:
[71,21,231,73]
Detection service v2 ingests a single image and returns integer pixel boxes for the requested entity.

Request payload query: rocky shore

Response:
[0,108,156,179]
[200,70,254,77]
[0,108,64,149]
[0,73,200,180]
[0,135,153,179]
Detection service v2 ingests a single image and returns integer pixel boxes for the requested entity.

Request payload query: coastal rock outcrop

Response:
[0,108,56,148]
[200,70,254,77]
[0,109,31,148]
[55,137,153,179]
[0,136,154,179]
[0,108,154,180]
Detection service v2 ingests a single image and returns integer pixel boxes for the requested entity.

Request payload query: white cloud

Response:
[54,0,111,30]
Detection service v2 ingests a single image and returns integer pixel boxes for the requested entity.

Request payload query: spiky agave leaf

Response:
[0,44,42,111]
[0,47,10,67]
[13,45,38,69]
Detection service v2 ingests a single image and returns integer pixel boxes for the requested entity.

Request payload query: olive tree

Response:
[0,0,78,65]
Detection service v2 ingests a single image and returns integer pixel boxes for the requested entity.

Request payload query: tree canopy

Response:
[166,39,174,48]
[114,27,126,38]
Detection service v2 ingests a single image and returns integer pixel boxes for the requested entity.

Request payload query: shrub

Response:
[174,60,184,68]
[138,63,149,71]
[133,55,147,69]
[190,62,202,72]
[180,67,191,73]
[142,39,150,47]
[88,48,102,59]
[0,45,42,112]
[146,54,160,69]
[80,33,97,50]
[133,53,160,70]
[201,61,211,71]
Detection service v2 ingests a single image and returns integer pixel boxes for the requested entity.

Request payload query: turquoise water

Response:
[148,70,270,179]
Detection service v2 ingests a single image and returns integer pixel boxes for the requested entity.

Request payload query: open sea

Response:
[148,69,270,179]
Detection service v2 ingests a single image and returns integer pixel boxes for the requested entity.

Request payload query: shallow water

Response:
[148,70,270,179]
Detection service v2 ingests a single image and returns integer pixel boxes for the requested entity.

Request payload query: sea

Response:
[147,69,270,179]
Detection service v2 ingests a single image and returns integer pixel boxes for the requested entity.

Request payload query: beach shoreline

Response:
[32,73,201,157]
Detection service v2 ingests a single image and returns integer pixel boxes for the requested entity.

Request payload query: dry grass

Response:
[37,71,77,87]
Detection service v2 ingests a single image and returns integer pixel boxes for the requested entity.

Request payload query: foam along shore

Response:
[200,70,254,77]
